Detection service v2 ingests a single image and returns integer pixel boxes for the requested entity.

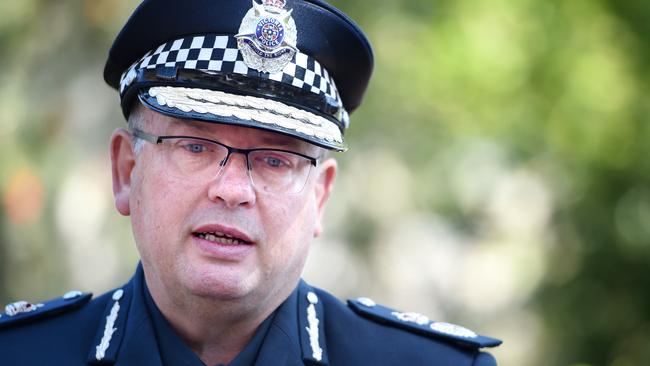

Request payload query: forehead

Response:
[144,108,320,153]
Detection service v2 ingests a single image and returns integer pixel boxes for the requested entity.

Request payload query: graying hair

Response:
[127,103,146,154]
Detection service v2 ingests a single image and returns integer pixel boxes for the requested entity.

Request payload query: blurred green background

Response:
[2,0,650,365]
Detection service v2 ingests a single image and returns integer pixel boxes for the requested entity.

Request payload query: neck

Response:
[144,272,291,365]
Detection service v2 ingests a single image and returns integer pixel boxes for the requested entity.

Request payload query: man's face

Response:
[110,108,336,308]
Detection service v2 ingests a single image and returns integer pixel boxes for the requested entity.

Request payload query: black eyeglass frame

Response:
[130,129,320,170]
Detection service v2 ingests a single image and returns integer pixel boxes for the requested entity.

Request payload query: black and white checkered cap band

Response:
[119,34,349,127]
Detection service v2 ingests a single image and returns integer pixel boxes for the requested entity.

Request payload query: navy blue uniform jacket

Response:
[0,266,500,365]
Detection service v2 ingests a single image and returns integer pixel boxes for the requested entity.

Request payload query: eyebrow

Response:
[167,119,313,152]
[257,134,303,148]
[169,119,210,133]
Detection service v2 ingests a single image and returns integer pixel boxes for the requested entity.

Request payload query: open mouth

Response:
[193,231,253,246]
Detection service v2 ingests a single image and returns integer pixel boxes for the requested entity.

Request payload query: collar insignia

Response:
[305,291,323,361]
[236,0,298,73]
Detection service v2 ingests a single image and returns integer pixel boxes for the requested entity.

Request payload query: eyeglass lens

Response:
[161,137,313,194]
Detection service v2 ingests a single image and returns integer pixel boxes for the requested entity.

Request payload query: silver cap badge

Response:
[236,0,298,73]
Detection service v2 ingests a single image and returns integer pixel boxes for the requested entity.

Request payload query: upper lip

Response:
[192,224,255,244]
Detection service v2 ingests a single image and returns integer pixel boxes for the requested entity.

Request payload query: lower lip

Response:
[192,235,255,261]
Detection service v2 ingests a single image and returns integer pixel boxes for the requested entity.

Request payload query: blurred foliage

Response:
[2,0,650,365]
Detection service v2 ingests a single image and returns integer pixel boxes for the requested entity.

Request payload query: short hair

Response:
[127,103,146,154]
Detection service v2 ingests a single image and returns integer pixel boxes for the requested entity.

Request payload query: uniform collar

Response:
[256,280,330,366]
[87,263,163,365]
[254,283,303,366]
[87,265,330,366]
[142,279,205,366]
[296,281,329,366]
[143,278,278,366]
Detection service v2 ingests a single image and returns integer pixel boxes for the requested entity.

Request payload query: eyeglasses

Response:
[131,129,319,195]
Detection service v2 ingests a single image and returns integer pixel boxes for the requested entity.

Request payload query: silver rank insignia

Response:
[236,0,298,73]
[95,289,124,361]
[391,311,430,326]
[430,321,478,338]
[5,301,44,316]
[305,292,323,361]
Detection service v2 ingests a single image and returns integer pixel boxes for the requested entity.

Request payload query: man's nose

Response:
[207,153,256,208]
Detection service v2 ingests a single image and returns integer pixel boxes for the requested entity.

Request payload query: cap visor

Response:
[138,86,347,151]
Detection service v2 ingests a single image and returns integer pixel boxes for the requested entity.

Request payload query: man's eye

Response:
[183,143,206,153]
[264,156,287,168]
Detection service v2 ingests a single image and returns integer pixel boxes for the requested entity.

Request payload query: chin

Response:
[182,265,260,301]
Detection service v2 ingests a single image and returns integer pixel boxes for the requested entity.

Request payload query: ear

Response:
[110,128,135,216]
[313,157,337,238]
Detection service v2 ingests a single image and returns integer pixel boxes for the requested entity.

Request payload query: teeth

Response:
[197,232,248,245]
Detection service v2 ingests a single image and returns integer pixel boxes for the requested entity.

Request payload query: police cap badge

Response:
[236,0,298,73]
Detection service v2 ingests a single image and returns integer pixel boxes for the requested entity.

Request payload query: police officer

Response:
[0,0,501,364]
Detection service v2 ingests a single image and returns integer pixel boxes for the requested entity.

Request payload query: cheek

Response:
[261,192,318,259]
[130,163,199,259]
[137,161,200,215]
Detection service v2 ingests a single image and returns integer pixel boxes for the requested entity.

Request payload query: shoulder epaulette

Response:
[347,297,502,349]
[0,290,92,329]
